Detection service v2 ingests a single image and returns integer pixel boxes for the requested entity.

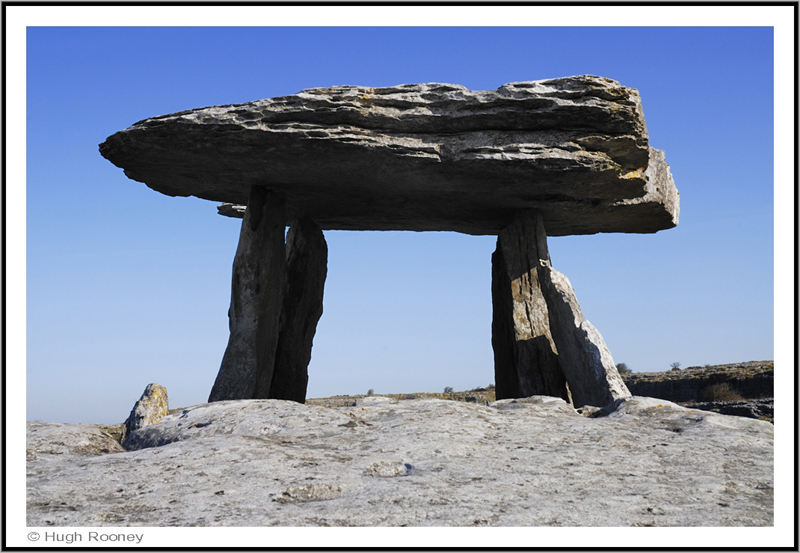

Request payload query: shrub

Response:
[367,389,374,396]
[670,362,682,371]
[443,386,454,394]
[616,363,631,375]
[700,382,744,402]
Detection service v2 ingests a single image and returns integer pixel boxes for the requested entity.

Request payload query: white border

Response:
[5,4,795,549]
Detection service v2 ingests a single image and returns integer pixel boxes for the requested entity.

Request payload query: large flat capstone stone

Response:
[99,75,679,236]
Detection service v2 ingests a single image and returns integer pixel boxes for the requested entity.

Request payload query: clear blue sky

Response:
[24,25,776,424]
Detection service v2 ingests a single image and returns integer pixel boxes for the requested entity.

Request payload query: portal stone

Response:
[492,213,568,402]
[269,218,328,403]
[492,212,630,407]
[539,263,631,408]
[209,187,286,402]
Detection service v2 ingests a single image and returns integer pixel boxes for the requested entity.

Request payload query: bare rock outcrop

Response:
[27,396,772,527]
[622,361,774,403]
[26,422,124,462]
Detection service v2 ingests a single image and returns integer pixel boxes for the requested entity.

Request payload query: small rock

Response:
[119,383,169,450]
[273,484,341,503]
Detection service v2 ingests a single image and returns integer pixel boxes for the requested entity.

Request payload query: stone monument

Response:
[99,75,679,408]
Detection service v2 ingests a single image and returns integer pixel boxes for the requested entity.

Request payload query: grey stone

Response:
[208,188,287,402]
[492,213,567,401]
[492,212,630,407]
[26,422,124,462]
[689,399,774,421]
[269,218,328,403]
[27,397,773,527]
[622,361,774,403]
[99,75,679,236]
[539,263,630,408]
[119,383,169,449]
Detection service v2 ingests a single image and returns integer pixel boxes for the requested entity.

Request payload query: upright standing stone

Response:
[539,263,631,408]
[492,213,569,402]
[269,218,328,403]
[119,383,169,449]
[492,212,630,407]
[209,187,287,402]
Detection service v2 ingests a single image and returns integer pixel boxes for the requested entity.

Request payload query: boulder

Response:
[119,383,169,449]
[99,75,678,236]
[27,396,773,527]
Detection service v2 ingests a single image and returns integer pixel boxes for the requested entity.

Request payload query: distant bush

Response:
[367,389,374,396]
[616,363,631,375]
[670,362,682,371]
[443,386,454,394]
[700,382,744,402]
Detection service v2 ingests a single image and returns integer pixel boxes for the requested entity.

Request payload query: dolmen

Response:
[100,75,679,409]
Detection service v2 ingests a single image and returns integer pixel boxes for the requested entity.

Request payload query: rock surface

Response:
[119,383,169,449]
[99,75,679,236]
[622,361,773,403]
[27,396,773,527]
[688,399,774,421]
[27,422,125,461]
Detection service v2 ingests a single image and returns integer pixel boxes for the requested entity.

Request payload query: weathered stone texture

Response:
[99,75,679,236]
[540,266,630,407]
[27,397,773,528]
[208,188,286,402]
[689,399,774,421]
[119,383,169,449]
[622,361,773,403]
[492,214,567,401]
[492,212,630,407]
[270,218,328,403]
[27,422,124,461]
[98,76,680,406]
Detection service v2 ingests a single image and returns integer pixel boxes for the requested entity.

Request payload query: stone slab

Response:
[99,75,679,236]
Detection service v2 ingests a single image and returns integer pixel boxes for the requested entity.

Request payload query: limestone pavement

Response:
[27,396,773,527]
